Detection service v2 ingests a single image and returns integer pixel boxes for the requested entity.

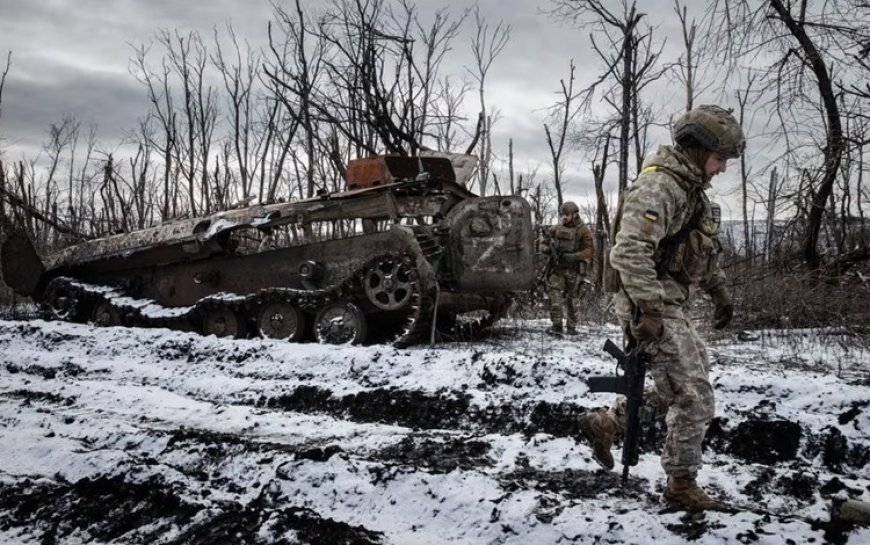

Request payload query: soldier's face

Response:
[705,152,729,178]
[560,213,574,225]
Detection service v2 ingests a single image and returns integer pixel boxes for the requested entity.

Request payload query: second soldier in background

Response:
[544,201,595,335]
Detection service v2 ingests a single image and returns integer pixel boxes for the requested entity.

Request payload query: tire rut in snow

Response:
[256,385,594,437]
[162,426,497,476]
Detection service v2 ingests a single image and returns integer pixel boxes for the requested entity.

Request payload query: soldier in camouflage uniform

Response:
[579,105,742,511]
[544,201,595,335]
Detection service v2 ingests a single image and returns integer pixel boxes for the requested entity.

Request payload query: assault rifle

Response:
[544,230,563,274]
[535,226,563,285]
[587,338,648,486]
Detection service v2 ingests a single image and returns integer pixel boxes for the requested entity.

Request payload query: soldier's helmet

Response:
[559,201,579,215]
[672,105,746,158]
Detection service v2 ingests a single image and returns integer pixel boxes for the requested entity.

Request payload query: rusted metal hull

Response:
[1,155,536,345]
[62,229,421,307]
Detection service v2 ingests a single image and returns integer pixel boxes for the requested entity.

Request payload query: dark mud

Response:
[803,426,870,472]
[664,511,728,541]
[727,418,802,464]
[373,434,495,473]
[2,388,77,406]
[499,465,630,500]
[154,337,271,364]
[259,385,590,437]
[0,474,383,545]
[3,360,87,379]
[0,416,863,544]
[498,467,637,524]
[258,385,867,474]
[742,467,819,503]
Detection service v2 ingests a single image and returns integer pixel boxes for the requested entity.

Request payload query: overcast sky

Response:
[0,0,744,211]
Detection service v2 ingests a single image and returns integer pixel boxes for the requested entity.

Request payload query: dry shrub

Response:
[726,261,870,332]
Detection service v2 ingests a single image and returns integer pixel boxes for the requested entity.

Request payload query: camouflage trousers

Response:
[547,268,584,328]
[607,312,715,479]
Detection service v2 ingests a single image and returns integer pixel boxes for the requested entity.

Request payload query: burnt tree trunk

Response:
[769,0,844,269]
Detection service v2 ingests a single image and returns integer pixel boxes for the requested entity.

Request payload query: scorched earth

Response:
[0,317,867,544]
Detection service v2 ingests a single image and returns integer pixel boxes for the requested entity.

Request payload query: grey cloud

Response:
[0,0,706,196]
[1,64,144,154]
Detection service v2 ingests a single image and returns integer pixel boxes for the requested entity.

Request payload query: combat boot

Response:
[548,324,563,335]
[578,409,619,470]
[663,476,724,511]
[565,326,578,335]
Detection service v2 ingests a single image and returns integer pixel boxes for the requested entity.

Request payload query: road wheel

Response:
[45,282,80,322]
[202,306,243,338]
[257,300,305,341]
[364,257,415,311]
[92,301,123,327]
[314,302,367,344]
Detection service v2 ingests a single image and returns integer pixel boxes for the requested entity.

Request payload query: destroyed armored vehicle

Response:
[1,155,536,345]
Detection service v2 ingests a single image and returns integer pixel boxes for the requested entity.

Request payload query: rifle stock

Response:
[587,338,648,486]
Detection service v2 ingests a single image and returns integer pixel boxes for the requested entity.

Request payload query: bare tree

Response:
[734,75,756,256]
[263,0,499,204]
[4,1,517,258]
[543,60,579,207]
[0,51,11,130]
[266,0,324,198]
[0,52,8,230]
[212,24,261,202]
[265,0,485,205]
[134,30,218,217]
[431,75,472,152]
[549,0,667,192]
[591,133,612,287]
[127,135,155,230]
[671,1,716,111]
[706,0,870,268]
[467,6,510,195]
[131,42,179,220]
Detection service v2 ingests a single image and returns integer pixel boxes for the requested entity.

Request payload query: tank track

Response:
[39,252,437,346]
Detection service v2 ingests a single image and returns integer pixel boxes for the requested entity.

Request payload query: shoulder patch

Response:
[643,209,659,222]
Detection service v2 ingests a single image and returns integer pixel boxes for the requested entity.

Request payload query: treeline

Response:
[0,1,535,248]
[1,0,869,313]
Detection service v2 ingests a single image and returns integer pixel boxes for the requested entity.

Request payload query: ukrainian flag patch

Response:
[643,210,659,222]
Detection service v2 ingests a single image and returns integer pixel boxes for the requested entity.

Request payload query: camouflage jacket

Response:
[547,222,595,272]
[610,145,726,318]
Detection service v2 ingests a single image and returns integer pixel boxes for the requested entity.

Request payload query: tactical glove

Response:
[709,287,733,329]
[630,301,664,342]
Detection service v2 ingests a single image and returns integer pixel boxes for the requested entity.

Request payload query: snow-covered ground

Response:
[0,317,867,544]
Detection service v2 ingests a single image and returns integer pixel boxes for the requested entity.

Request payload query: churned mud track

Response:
[0,409,859,544]
[0,475,385,545]
[0,320,868,543]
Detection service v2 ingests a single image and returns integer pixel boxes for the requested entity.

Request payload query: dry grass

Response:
[726,262,870,334]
